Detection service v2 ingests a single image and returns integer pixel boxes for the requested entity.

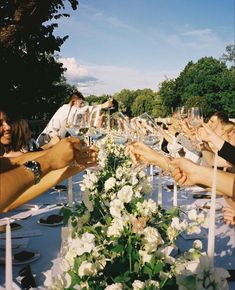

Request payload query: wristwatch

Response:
[23,160,41,184]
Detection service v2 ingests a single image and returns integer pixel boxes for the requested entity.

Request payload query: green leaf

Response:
[112,244,125,253]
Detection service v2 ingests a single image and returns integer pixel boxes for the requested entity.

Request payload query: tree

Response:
[158,79,177,114]
[0,0,79,119]
[220,44,235,66]
[114,89,137,116]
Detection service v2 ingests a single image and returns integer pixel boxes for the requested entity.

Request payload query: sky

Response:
[55,0,235,96]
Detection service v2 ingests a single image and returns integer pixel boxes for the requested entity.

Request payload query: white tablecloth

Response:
[0,171,234,288]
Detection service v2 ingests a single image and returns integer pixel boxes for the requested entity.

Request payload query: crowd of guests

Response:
[0,92,234,227]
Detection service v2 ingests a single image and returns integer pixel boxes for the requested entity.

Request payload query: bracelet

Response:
[23,161,41,184]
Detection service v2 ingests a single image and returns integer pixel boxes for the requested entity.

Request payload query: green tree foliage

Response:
[0,0,78,119]
[158,55,235,118]
[220,44,235,65]
[114,89,137,116]
[158,79,177,115]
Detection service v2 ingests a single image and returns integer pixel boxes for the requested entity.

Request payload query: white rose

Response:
[104,283,123,290]
[117,185,133,203]
[107,218,125,237]
[71,233,95,256]
[110,199,124,218]
[193,240,203,250]
[139,250,152,264]
[142,227,164,252]
[132,280,145,290]
[116,167,123,179]
[104,177,116,192]
[78,261,97,277]
[188,209,197,221]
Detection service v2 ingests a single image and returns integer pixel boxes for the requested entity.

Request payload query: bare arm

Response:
[171,158,235,199]
[0,138,98,212]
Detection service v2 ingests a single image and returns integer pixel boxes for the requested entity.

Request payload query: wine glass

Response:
[137,113,161,148]
[187,107,203,128]
[110,112,131,144]
[88,107,109,142]
[66,107,89,139]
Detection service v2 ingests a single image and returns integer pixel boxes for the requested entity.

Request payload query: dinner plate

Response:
[37,214,63,227]
[0,223,22,234]
[0,249,40,265]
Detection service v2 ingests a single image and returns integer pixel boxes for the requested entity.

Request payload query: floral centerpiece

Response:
[44,137,230,290]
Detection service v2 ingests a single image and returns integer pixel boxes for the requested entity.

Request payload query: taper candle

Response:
[5,218,13,290]
[207,152,218,264]
[68,177,73,208]
[158,169,162,205]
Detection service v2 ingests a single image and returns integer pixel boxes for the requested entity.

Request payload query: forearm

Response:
[6,165,84,211]
[0,153,52,212]
[193,166,235,198]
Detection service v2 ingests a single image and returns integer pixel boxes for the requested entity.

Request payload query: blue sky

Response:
[55,0,234,96]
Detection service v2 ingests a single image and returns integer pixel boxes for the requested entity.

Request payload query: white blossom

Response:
[132,280,145,290]
[117,185,133,203]
[104,283,123,290]
[142,227,164,252]
[78,261,97,277]
[104,177,116,192]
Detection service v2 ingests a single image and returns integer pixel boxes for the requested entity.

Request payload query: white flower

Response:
[117,185,133,203]
[107,218,125,237]
[116,167,124,179]
[139,250,152,264]
[142,227,164,252]
[104,283,123,290]
[78,261,97,277]
[137,199,157,217]
[71,233,95,256]
[110,198,124,218]
[132,280,145,290]
[104,177,116,192]
[188,209,197,221]
[193,240,203,250]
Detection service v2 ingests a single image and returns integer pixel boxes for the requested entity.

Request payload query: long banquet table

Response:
[0,170,234,289]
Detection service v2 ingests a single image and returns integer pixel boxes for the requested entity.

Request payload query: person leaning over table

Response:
[128,142,235,200]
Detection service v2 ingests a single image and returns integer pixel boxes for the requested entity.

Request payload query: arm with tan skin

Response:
[5,164,88,211]
[128,142,171,171]
[171,158,235,199]
[0,138,98,212]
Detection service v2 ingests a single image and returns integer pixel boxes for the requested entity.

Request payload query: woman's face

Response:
[0,111,11,145]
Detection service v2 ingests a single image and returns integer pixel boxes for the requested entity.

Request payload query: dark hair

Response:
[69,91,85,105]
[209,111,229,123]
[4,118,31,153]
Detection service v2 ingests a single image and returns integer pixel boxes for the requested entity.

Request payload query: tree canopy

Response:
[0,0,78,119]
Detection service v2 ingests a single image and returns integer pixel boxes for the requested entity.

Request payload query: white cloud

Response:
[59,57,179,96]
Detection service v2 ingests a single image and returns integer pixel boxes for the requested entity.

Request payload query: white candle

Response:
[207,152,218,264]
[68,177,73,208]
[5,218,13,290]
[158,169,162,205]
[173,181,177,207]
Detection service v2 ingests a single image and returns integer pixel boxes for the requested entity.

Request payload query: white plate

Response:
[0,249,40,265]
